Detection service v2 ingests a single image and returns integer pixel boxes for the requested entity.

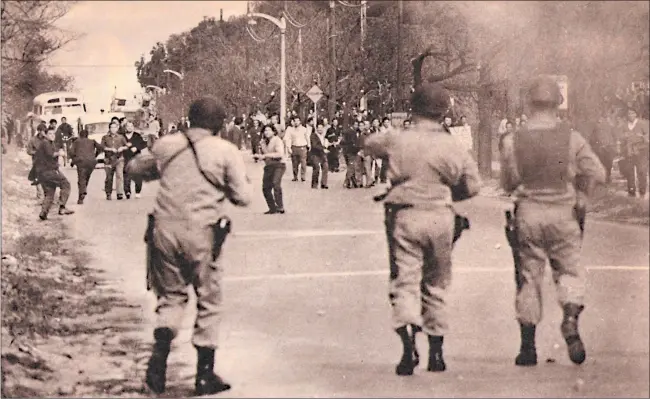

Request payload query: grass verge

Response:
[1,149,146,397]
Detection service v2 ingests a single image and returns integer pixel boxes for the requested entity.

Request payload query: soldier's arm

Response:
[225,147,252,207]
[363,132,391,158]
[499,133,521,193]
[572,131,606,197]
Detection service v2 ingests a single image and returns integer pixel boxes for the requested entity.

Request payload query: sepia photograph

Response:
[1,0,648,397]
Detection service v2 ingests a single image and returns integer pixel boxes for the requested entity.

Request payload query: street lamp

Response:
[247,12,287,130]
[164,69,185,118]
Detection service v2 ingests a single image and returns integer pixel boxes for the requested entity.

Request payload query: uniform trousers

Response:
[149,219,222,348]
[515,202,585,325]
[386,205,454,336]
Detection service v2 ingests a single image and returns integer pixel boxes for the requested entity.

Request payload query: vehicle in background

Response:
[30,91,87,136]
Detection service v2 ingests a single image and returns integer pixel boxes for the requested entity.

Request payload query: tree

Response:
[1,1,79,117]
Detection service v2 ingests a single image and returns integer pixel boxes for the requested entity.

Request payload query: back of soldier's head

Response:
[188,97,226,135]
[526,75,563,111]
[411,83,451,121]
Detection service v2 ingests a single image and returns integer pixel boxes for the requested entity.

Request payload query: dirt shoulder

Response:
[1,149,149,397]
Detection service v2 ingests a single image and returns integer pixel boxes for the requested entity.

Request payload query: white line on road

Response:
[223,265,649,282]
[232,229,382,238]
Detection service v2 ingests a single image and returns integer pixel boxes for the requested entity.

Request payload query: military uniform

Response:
[365,83,481,376]
[499,76,606,366]
[128,111,251,395]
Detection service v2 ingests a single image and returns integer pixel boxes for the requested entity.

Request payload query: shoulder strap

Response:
[181,131,229,193]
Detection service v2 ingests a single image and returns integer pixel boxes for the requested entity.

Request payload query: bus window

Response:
[47,98,60,103]
[65,97,78,102]
[53,106,63,114]
[117,99,126,106]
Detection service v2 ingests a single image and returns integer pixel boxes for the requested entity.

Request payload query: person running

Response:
[69,129,103,204]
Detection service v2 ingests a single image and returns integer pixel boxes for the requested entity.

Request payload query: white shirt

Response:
[284,125,310,148]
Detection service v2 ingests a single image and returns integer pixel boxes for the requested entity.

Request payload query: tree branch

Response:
[410,45,450,87]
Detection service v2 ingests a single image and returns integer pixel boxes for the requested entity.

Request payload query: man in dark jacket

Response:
[122,121,148,199]
[325,118,342,172]
[34,128,74,220]
[341,120,362,188]
[225,117,244,149]
[70,129,103,204]
[56,116,74,163]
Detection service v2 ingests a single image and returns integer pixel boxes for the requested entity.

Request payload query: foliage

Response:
[1,1,78,118]
[134,1,648,141]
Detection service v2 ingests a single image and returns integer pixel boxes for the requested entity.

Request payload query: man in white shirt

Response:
[284,116,310,182]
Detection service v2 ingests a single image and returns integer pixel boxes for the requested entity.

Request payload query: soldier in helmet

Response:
[499,75,606,367]
[126,97,252,395]
[364,83,481,376]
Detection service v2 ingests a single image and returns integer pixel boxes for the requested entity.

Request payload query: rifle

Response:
[144,213,155,291]
[505,208,523,290]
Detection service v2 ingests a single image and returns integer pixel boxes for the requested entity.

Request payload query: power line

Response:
[45,64,137,68]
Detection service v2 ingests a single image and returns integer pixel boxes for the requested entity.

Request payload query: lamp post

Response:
[163,69,185,115]
[248,12,287,130]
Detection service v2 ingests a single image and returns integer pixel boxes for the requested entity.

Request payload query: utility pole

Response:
[298,28,303,71]
[329,0,337,120]
[360,0,367,52]
[395,0,403,112]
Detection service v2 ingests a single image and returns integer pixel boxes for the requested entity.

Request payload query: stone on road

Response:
[61,158,649,397]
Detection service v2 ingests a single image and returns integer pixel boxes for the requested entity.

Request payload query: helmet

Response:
[527,75,563,107]
[411,83,451,120]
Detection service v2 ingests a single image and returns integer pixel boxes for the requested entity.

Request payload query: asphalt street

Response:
[59,155,649,398]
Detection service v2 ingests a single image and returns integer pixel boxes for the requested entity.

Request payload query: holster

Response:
[505,206,523,290]
[574,205,586,237]
[211,217,232,261]
[144,213,155,291]
[453,214,470,244]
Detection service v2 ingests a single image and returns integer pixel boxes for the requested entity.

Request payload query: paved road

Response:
[60,155,649,398]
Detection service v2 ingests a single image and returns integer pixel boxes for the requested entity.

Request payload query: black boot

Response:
[561,303,586,365]
[144,327,173,394]
[395,324,419,376]
[195,346,231,396]
[515,323,538,366]
[427,335,446,372]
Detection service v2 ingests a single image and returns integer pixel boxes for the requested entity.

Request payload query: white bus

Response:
[31,91,88,136]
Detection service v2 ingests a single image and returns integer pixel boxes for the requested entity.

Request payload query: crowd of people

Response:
[497,107,649,198]
[22,115,150,220]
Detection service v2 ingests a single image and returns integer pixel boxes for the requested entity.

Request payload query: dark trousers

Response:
[327,146,340,171]
[76,161,96,197]
[290,146,308,180]
[344,153,362,187]
[311,153,329,187]
[620,154,648,195]
[39,170,71,215]
[262,163,286,211]
[124,171,143,195]
[379,156,388,183]
[595,147,615,184]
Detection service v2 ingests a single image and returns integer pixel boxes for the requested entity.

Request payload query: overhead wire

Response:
[246,25,267,42]
[338,0,362,8]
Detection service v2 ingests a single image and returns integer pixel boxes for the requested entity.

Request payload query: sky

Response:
[46,1,249,113]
